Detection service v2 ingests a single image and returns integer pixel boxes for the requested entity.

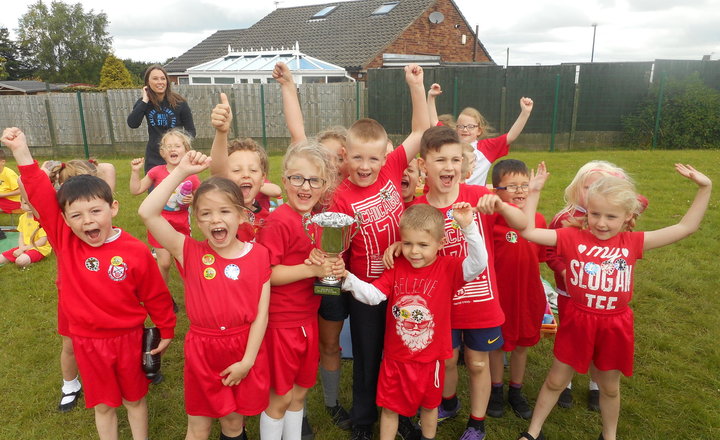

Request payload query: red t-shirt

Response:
[180,238,270,330]
[330,145,407,282]
[256,203,320,327]
[147,165,201,226]
[373,255,465,363]
[413,184,505,329]
[465,135,509,186]
[237,204,270,242]
[19,162,176,339]
[555,228,644,312]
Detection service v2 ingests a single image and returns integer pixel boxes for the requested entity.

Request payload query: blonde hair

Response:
[228,137,269,175]
[49,159,98,187]
[160,128,193,152]
[458,107,495,138]
[282,140,337,206]
[558,160,632,220]
[400,204,445,241]
[347,118,388,149]
[316,126,347,149]
[586,176,640,232]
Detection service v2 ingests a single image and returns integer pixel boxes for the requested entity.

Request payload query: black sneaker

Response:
[351,425,373,440]
[397,416,421,440]
[326,402,352,430]
[486,385,505,417]
[302,414,314,440]
[557,387,573,408]
[588,389,600,412]
[508,386,532,420]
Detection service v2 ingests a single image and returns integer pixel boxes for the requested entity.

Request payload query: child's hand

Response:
[520,97,534,114]
[149,338,172,356]
[210,93,232,133]
[272,62,295,86]
[383,241,402,269]
[220,360,251,387]
[12,248,24,258]
[181,193,194,205]
[329,256,346,278]
[404,63,424,87]
[475,194,503,215]
[177,151,211,175]
[675,164,712,188]
[1,127,28,152]
[528,161,549,193]
[130,158,144,172]
[303,247,326,266]
[451,202,474,228]
[428,83,443,98]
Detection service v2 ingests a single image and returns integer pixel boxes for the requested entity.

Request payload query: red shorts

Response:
[553,301,634,377]
[376,357,445,417]
[502,332,541,352]
[0,198,21,213]
[184,326,270,417]
[148,211,190,248]
[1,248,45,263]
[72,328,149,408]
[265,320,319,395]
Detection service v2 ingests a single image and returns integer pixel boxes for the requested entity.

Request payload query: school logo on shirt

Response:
[108,262,128,282]
[85,257,100,272]
[505,231,518,243]
[392,295,435,353]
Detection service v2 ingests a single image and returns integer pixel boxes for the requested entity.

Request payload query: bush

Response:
[622,73,720,149]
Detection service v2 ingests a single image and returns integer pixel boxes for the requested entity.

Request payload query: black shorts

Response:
[319,290,350,322]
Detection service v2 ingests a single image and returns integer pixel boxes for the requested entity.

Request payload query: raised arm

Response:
[209,93,232,178]
[643,164,712,251]
[129,158,153,195]
[401,64,430,162]
[427,83,442,127]
[260,181,282,198]
[274,62,307,145]
[476,193,528,231]
[1,127,34,166]
[506,97,534,144]
[520,162,558,247]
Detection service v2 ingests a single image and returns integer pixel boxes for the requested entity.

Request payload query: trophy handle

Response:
[302,213,315,244]
[348,212,362,241]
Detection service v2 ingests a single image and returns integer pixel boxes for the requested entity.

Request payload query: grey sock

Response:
[320,366,341,407]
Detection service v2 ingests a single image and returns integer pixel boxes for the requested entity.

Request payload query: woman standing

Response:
[128,65,196,173]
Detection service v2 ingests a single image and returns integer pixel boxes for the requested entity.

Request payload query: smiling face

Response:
[146,68,167,97]
[195,189,245,251]
[343,139,387,187]
[419,142,463,196]
[62,197,119,247]
[159,134,187,167]
[401,158,421,202]
[283,156,327,215]
[586,195,633,240]
[227,150,265,206]
[456,113,482,143]
[495,172,530,209]
[400,227,443,268]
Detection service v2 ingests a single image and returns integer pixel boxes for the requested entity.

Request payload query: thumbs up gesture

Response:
[211,92,232,133]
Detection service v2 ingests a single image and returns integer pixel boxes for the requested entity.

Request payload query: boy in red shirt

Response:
[2,127,176,440]
[343,203,487,440]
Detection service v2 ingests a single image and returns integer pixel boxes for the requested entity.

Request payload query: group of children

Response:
[0,60,712,440]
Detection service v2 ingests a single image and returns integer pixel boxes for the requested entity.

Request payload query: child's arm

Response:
[270,254,344,286]
[96,162,117,192]
[138,151,211,266]
[342,273,388,305]
[451,202,489,280]
[427,83,442,127]
[220,279,270,386]
[400,64,430,163]
[520,162,558,247]
[209,93,232,178]
[476,194,528,230]
[260,181,282,198]
[129,158,153,195]
[274,62,307,145]
[506,97,534,144]
[1,128,34,166]
[643,164,712,251]
[0,188,20,198]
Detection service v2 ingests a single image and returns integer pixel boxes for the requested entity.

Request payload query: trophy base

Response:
[314,280,342,296]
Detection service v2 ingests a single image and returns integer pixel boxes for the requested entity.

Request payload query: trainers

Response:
[557,387,573,408]
[351,425,373,440]
[397,416,421,440]
[588,389,600,412]
[486,385,504,418]
[459,427,486,440]
[437,400,461,423]
[302,415,314,440]
[508,386,532,420]
[326,403,352,430]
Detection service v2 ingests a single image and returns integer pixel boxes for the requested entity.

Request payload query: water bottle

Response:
[142,327,161,380]
[177,181,194,206]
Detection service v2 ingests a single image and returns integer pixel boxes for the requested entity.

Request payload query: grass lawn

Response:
[0,149,719,439]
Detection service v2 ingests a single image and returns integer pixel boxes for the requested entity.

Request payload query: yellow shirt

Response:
[0,167,21,202]
[18,212,53,257]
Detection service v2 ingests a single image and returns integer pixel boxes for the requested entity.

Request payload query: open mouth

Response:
[296,193,312,201]
[211,228,228,242]
[239,183,253,199]
[439,175,454,186]
[401,178,409,189]
[85,229,101,240]
[357,172,372,180]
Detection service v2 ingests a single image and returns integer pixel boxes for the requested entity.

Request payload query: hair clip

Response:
[60,162,66,170]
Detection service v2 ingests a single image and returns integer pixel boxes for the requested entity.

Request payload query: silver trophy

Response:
[303,211,361,295]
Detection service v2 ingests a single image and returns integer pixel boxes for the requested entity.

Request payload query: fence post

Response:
[652,74,666,150]
[452,77,459,117]
[260,84,267,149]
[356,81,360,120]
[230,89,240,138]
[569,83,580,150]
[76,91,90,159]
[549,74,560,152]
[499,86,507,133]
[44,89,57,149]
[103,93,116,146]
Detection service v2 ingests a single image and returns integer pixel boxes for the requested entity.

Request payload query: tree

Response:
[0,27,34,80]
[17,1,112,84]
[123,59,156,87]
[100,54,134,88]
[0,56,7,80]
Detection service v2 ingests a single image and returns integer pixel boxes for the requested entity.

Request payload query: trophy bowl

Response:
[303,212,360,295]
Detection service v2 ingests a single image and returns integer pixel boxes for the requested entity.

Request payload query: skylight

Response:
[312,5,337,19]
[372,2,399,15]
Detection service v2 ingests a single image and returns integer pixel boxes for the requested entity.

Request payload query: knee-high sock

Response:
[260,411,283,440]
[282,409,304,440]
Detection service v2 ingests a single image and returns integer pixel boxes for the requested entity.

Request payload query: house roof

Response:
[0,81,68,93]
[166,0,449,74]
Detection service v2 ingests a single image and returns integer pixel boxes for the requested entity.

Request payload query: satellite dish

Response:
[428,11,444,24]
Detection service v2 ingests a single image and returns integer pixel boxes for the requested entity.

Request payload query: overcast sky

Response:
[2,0,718,66]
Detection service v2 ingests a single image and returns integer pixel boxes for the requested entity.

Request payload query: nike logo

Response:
[487,336,500,344]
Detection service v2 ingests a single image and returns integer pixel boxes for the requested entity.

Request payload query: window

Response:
[312,5,337,19]
[192,77,211,84]
[214,77,235,84]
[372,2,398,15]
[178,77,189,85]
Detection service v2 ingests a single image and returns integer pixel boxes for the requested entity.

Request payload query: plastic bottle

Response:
[142,327,161,380]
[177,181,193,206]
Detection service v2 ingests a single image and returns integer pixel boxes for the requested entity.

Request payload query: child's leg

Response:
[186,415,213,440]
[489,349,505,384]
[510,347,529,384]
[592,368,622,440]
[123,396,149,440]
[155,247,172,283]
[0,254,9,265]
[379,407,399,440]
[525,358,576,438]
[419,406,438,439]
[14,253,32,267]
[283,385,309,440]
[219,412,245,438]
[318,316,344,405]
[262,388,293,440]
[60,336,79,380]
[442,347,460,399]
[94,404,119,440]
[465,348,491,418]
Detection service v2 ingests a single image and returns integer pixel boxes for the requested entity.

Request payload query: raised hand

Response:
[210,92,232,133]
[142,86,150,103]
[428,83,443,98]
[272,61,295,86]
[451,202,474,228]
[177,151,211,176]
[1,127,28,152]
[674,164,712,188]
[528,161,549,193]
[520,97,534,114]
[130,157,145,172]
[404,63,424,87]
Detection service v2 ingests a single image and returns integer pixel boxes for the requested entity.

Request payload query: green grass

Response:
[1,150,719,439]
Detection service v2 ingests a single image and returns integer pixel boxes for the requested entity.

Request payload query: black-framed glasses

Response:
[286,175,326,189]
[456,124,479,131]
[495,184,529,193]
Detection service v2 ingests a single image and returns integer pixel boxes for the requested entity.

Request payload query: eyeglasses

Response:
[285,175,326,189]
[495,184,529,193]
[456,124,479,131]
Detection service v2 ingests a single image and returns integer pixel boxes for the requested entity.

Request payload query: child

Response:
[130,128,200,283]
[343,203,488,440]
[45,159,117,192]
[2,127,176,440]
[460,143,477,184]
[518,162,711,440]
[329,64,429,439]
[139,151,271,440]
[408,125,527,440]
[255,141,342,440]
[0,193,52,267]
[485,159,548,420]
[0,148,22,215]
[401,158,422,207]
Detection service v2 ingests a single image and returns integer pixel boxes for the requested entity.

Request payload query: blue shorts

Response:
[452,327,504,352]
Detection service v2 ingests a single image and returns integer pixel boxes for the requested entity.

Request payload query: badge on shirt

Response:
[85,257,100,272]
[203,267,216,280]
[505,231,518,243]
[110,256,123,266]
[584,262,599,276]
[224,264,240,280]
[202,254,215,265]
[108,262,128,281]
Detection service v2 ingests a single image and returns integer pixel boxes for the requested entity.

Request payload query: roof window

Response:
[372,2,399,15]
[312,5,338,19]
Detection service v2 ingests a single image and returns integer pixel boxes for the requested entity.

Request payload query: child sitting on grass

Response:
[0,191,52,268]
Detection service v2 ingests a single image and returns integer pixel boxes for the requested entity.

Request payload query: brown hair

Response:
[438,114,456,129]
[400,204,445,241]
[420,125,461,158]
[57,174,114,212]
[143,65,185,110]
[227,138,269,175]
[316,125,348,148]
[192,176,246,215]
[491,159,530,187]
